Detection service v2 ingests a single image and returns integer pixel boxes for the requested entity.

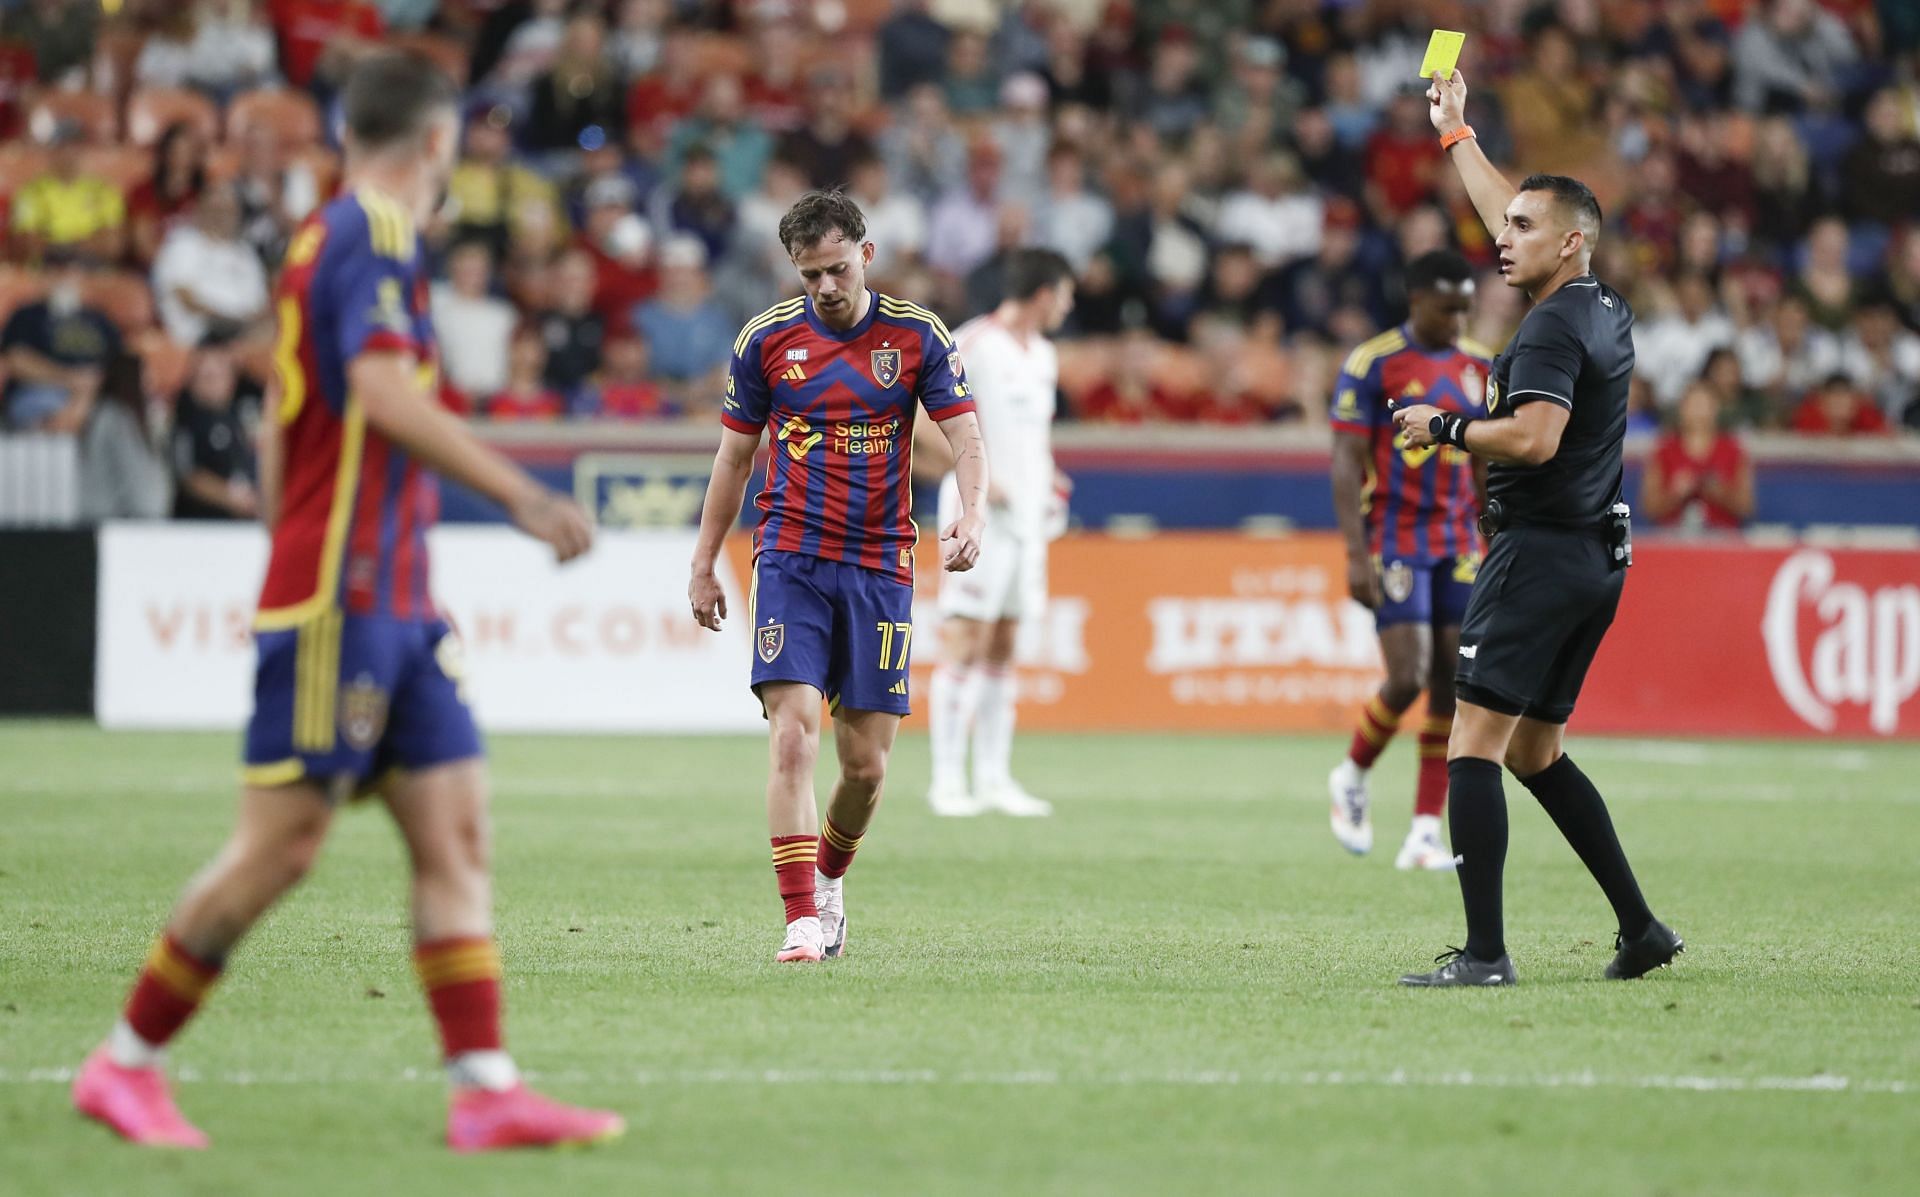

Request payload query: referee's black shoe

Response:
[1398,947,1516,987]
[1604,919,1684,980]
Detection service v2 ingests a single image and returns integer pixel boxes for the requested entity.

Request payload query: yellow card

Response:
[1419,29,1465,80]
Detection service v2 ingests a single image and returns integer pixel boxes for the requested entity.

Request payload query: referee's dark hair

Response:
[1405,249,1474,294]
[778,189,869,257]
[1002,248,1075,302]
[342,52,459,151]
[1517,173,1603,238]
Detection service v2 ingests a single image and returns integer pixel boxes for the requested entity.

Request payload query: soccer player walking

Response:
[688,191,988,963]
[73,55,622,1148]
[1328,250,1491,869]
[923,249,1076,818]
[1390,70,1683,986]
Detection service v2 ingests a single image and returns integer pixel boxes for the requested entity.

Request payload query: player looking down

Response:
[1327,250,1491,869]
[920,248,1076,818]
[72,53,620,1150]
[688,190,988,963]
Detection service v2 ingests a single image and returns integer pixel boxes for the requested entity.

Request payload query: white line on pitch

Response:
[0,1067,1910,1096]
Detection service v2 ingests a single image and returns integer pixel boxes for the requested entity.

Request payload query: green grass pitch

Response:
[2,722,1917,1195]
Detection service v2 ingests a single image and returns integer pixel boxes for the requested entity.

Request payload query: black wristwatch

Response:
[1428,412,1470,449]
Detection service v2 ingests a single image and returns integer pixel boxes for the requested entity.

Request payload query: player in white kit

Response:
[922,249,1075,816]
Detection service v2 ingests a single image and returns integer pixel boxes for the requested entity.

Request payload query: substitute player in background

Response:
[919,249,1075,817]
[689,190,988,963]
[1328,250,1490,870]
[71,54,621,1151]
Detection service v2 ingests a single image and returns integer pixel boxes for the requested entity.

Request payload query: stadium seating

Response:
[224,88,324,151]
[125,87,221,148]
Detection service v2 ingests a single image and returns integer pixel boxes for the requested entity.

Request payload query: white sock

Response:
[929,663,981,791]
[1410,814,1443,841]
[107,1018,164,1069]
[972,665,1016,792]
[447,1050,520,1092]
[814,868,841,894]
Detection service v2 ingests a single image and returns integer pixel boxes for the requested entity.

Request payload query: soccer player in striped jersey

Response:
[689,190,988,963]
[71,54,620,1152]
[1327,250,1492,870]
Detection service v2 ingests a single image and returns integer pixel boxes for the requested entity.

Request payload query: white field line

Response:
[0,1065,1911,1096]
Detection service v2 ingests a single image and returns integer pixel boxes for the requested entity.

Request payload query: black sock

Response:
[1447,757,1508,962]
[1519,754,1653,939]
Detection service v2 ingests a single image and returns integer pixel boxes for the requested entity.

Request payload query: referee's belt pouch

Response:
[1477,498,1505,539]
[1604,501,1634,570]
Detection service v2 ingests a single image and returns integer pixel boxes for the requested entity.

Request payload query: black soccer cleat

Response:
[1604,919,1684,979]
[1398,947,1517,988]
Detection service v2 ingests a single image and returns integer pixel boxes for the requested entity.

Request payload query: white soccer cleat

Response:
[927,780,982,817]
[775,916,824,963]
[1394,829,1458,871]
[978,780,1052,817]
[814,873,846,958]
[1328,760,1373,855]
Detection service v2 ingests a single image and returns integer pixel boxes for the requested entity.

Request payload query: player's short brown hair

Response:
[777,190,868,258]
[343,51,459,151]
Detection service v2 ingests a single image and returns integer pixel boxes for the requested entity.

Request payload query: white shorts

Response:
[936,477,1048,623]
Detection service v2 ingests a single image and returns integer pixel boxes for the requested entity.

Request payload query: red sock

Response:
[123,934,222,1049]
[772,835,817,922]
[818,817,862,880]
[1415,715,1452,818]
[1346,694,1404,769]
[414,937,504,1058]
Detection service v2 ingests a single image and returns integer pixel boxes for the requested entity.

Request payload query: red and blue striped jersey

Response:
[256,189,442,628]
[721,291,975,585]
[1329,326,1492,563]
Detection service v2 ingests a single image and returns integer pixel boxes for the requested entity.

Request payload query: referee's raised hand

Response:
[1427,69,1468,134]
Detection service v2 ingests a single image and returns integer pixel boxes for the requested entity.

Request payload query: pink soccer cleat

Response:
[446,1084,625,1152]
[774,917,824,963]
[71,1046,209,1149]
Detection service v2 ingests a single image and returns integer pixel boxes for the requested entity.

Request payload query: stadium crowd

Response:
[0,0,1915,521]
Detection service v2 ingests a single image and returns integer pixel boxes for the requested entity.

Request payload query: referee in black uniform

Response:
[1387,68,1683,987]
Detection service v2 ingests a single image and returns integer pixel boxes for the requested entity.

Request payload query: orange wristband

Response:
[1440,125,1476,150]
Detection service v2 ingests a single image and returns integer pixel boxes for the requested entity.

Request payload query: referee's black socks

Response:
[1447,757,1508,963]
[1519,754,1654,940]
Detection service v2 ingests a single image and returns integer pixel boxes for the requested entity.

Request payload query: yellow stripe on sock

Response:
[145,939,215,1003]
[1363,696,1402,728]
[1422,716,1454,736]
[821,821,862,852]
[415,942,501,990]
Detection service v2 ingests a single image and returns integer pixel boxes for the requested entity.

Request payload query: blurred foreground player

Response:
[1327,250,1490,869]
[688,191,988,962]
[1391,69,1682,987]
[73,54,621,1150]
[921,248,1075,817]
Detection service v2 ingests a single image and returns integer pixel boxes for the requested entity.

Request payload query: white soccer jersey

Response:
[949,314,1058,542]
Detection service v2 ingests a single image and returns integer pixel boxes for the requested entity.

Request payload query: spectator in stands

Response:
[1698,346,1759,426]
[1792,372,1891,436]
[11,122,124,264]
[447,102,564,261]
[1190,242,1282,345]
[776,68,876,192]
[1498,22,1605,177]
[1642,382,1754,531]
[1842,88,1920,228]
[1867,228,1920,335]
[128,122,209,269]
[2,0,97,86]
[1732,0,1858,113]
[1268,197,1381,340]
[1133,27,1210,143]
[1214,36,1298,148]
[1738,294,1842,423]
[623,23,702,149]
[650,144,736,266]
[232,122,320,270]
[723,154,809,315]
[1291,106,1366,203]
[1143,162,1209,336]
[1216,150,1324,272]
[743,18,809,134]
[152,185,271,350]
[608,0,667,82]
[431,239,517,407]
[1031,144,1111,274]
[1616,150,1686,277]
[1637,273,1738,408]
[485,0,568,91]
[668,74,774,202]
[1322,53,1377,151]
[583,332,673,420]
[1075,327,1190,423]
[525,8,625,155]
[486,326,566,422]
[877,0,951,103]
[1363,86,1443,220]
[1748,116,1821,257]
[576,174,658,328]
[989,72,1051,209]
[631,235,732,393]
[880,83,967,207]
[1044,17,1110,112]
[1840,302,1920,425]
[170,334,261,521]
[535,247,607,405]
[1624,376,1662,442]
[849,154,926,284]
[1671,13,1736,111]
[1,249,116,433]
[1793,217,1862,332]
[136,1,278,100]
[927,137,1007,297]
[943,29,998,117]
[268,0,384,95]
[1676,112,1756,228]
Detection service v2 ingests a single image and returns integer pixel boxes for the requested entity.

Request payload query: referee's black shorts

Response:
[1453,525,1624,724]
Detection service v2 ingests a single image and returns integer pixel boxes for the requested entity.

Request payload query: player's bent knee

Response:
[839,752,889,791]
[769,723,818,779]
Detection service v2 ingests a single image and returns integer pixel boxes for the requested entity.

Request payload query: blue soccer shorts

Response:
[243,611,483,790]
[1374,554,1479,630]
[748,550,914,716]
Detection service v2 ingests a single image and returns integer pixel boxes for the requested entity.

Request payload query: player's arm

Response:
[347,353,592,560]
[258,374,284,527]
[910,413,954,482]
[1397,398,1567,466]
[1427,71,1516,242]
[688,425,761,631]
[934,409,986,572]
[1329,433,1381,608]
